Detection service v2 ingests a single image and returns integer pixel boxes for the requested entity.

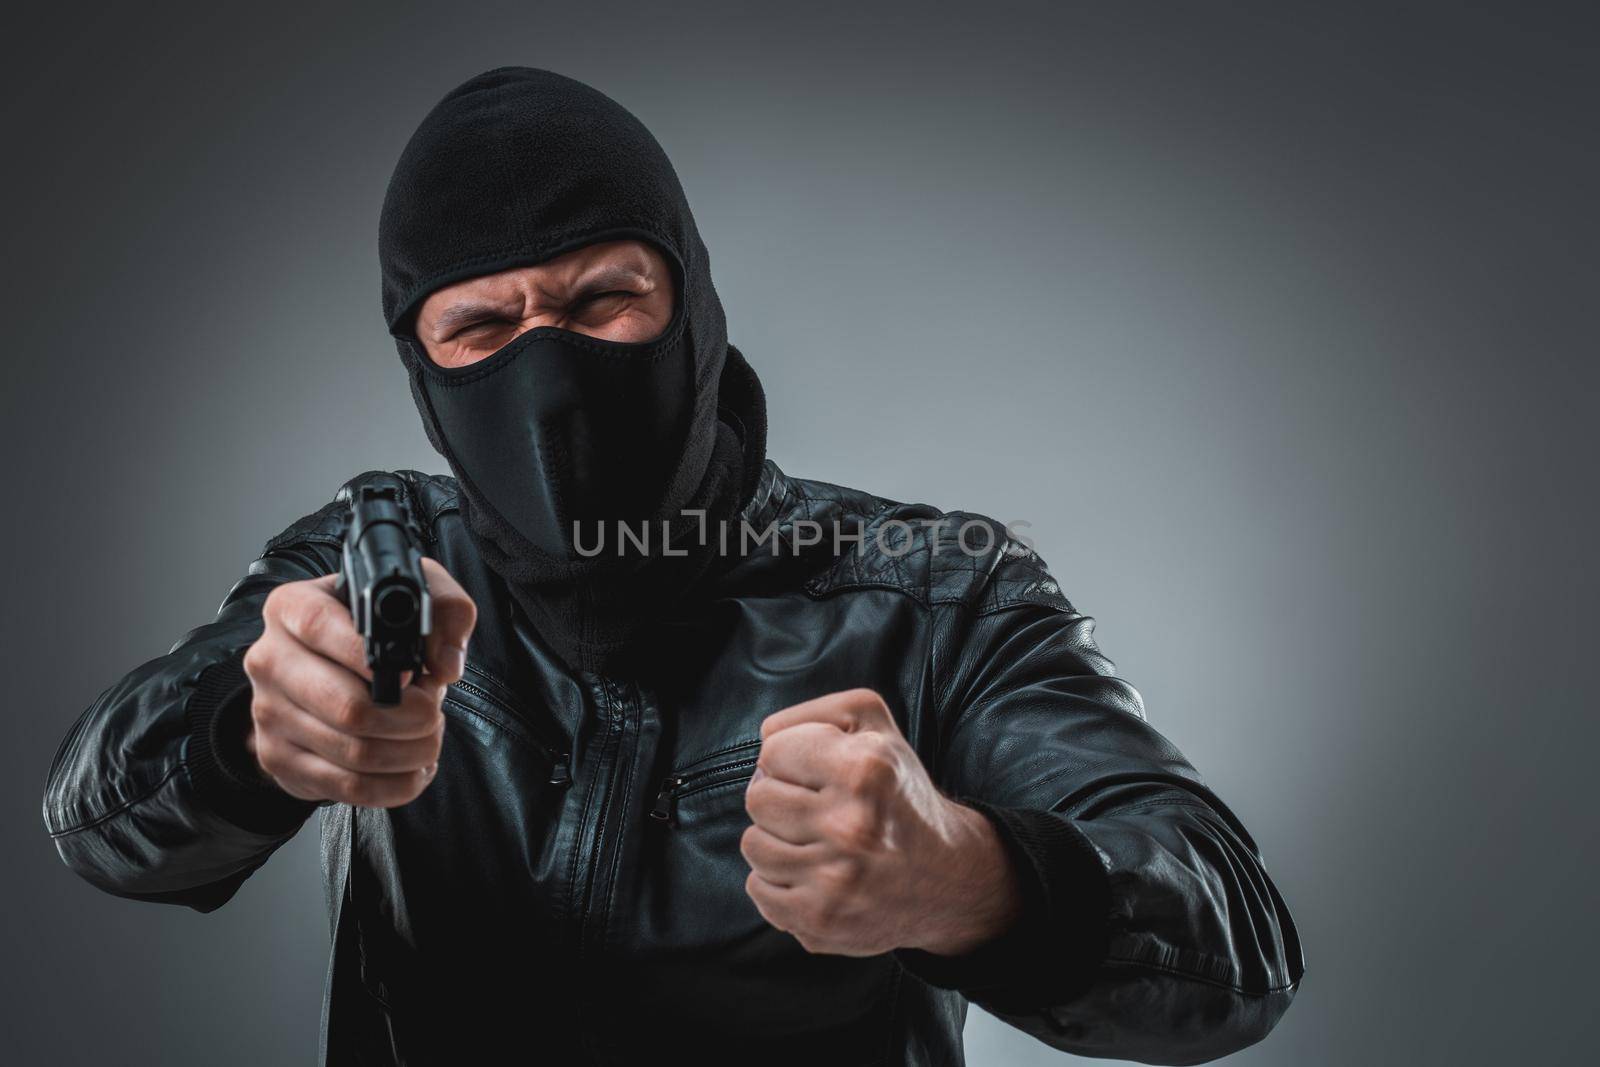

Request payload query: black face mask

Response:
[404,252,696,560]
[378,67,767,673]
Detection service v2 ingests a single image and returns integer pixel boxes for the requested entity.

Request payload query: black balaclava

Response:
[378,67,767,674]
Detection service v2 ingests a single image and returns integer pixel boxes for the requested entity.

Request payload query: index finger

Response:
[419,557,477,685]
[759,688,891,741]
[756,721,852,790]
[273,574,373,680]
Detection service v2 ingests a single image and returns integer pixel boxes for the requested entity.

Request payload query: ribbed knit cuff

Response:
[892,797,1111,1015]
[183,651,319,835]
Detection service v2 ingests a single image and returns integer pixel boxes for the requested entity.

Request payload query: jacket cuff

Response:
[183,651,319,835]
[892,797,1110,1014]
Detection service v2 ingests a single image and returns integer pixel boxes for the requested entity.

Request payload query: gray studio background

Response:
[3,2,1594,1064]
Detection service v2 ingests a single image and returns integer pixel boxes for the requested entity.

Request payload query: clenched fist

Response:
[241,557,477,808]
[741,688,1023,957]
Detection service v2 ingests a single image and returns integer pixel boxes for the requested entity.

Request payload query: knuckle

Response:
[332,691,369,732]
[241,640,270,680]
[744,870,767,905]
[825,806,879,851]
[314,611,352,658]
[843,743,895,794]
[742,777,766,816]
[283,592,318,638]
[306,604,357,663]
[823,857,863,893]
[756,736,787,768]
[843,687,885,713]
[342,735,375,769]
[288,600,319,645]
[262,584,290,621]
[854,728,892,756]
[253,736,283,774]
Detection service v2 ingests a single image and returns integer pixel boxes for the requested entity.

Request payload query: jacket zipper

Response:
[650,745,762,826]
[576,674,635,962]
[447,675,572,787]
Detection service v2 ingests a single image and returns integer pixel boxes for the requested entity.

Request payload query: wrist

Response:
[890,799,1110,1012]
[184,651,319,834]
[909,800,1025,956]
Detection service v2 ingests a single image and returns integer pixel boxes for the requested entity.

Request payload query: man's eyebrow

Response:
[573,263,651,292]
[428,300,512,337]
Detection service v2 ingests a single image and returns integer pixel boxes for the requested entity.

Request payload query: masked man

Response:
[44,68,1303,1066]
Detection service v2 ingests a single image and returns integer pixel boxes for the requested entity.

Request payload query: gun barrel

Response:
[338,483,432,705]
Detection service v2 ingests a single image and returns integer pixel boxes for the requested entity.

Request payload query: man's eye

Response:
[577,290,634,308]
[451,319,508,339]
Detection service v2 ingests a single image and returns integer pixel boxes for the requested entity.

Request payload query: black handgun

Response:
[334,482,432,705]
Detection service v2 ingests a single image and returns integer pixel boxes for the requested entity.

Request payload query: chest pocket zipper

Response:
[649,741,762,826]
[446,672,573,787]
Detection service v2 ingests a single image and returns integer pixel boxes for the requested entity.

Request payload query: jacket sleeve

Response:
[892,549,1305,1064]
[41,500,347,913]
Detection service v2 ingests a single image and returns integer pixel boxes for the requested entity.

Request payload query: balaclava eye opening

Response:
[378,66,767,674]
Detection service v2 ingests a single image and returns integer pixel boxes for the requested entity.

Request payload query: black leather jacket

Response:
[43,462,1303,1066]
